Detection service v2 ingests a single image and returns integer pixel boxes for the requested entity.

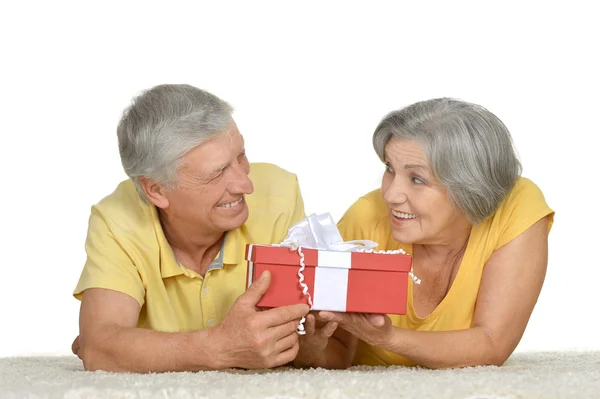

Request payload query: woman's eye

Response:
[385,163,393,173]
[412,176,425,185]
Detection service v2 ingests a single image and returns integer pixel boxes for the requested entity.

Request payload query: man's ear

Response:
[139,177,170,209]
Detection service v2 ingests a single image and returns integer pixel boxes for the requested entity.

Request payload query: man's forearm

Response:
[80,326,221,373]
[379,326,503,369]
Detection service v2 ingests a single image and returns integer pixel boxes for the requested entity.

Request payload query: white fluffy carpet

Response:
[1,352,599,398]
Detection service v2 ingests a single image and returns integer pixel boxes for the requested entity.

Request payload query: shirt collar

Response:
[222,227,243,265]
[152,206,245,278]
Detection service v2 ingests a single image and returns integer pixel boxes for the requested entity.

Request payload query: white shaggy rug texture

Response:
[1,351,599,399]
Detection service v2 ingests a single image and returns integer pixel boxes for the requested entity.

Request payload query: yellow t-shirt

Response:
[73,163,305,332]
[337,177,554,366]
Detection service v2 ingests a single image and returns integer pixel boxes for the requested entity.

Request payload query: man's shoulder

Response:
[244,163,303,239]
[92,179,155,234]
[248,162,299,200]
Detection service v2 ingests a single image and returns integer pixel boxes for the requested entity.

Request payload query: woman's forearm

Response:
[378,326,505,369]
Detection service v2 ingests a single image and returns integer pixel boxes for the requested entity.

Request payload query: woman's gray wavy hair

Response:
[117,84,234,200]
[373,98,522,224]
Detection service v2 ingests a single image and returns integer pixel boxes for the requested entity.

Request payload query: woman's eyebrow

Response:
[404,164,428,170]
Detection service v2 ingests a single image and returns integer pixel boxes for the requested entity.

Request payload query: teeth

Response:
[392,210,417,219]
[219,198,242,208]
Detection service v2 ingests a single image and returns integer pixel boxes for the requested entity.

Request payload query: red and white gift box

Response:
[245,244,413,314]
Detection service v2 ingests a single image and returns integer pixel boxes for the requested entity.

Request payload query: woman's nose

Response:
[383,180,408,206]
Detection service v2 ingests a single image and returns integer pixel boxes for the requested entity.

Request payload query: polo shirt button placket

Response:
[203,237,224,329]
[202,277,216,328]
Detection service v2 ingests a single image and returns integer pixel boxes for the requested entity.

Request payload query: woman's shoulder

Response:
[485,176,554,250]
[498,177,552,217]
[508,176,544,196]
[337,188,390,241]
[343,188,389,221]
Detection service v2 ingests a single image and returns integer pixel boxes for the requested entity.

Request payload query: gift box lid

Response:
[246,244,412,272]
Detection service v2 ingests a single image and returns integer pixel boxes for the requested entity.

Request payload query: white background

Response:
[1,1,598,357]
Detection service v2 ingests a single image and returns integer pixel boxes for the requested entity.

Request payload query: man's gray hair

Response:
[373,98,522,224]
[117,84,234,200]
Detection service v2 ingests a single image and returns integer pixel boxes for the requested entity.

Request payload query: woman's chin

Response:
[391,231,417,245]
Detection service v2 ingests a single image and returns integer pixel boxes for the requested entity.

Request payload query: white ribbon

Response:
[274,213,378,334]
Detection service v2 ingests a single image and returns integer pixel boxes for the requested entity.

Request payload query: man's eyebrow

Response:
[207,148,245,177]
[207,163,228,177]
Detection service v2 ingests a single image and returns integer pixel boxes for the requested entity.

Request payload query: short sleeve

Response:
[494,178,555,250]
[73,207,146,307]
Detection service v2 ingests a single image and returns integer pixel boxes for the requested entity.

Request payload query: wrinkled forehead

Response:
[383,137,429,165]
[179,124,245,174]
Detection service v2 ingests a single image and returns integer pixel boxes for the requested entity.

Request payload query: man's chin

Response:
[219,209,249,232]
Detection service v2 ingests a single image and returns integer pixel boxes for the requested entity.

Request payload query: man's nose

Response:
[229,164,254,195]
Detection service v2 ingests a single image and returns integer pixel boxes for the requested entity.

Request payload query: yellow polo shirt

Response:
[337,177,554,366]
[74,163,305,332]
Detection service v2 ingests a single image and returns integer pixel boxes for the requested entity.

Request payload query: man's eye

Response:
[211,170,225,180]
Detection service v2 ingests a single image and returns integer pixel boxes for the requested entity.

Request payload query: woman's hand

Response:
[318,311,394,347]
[293,313,338,368]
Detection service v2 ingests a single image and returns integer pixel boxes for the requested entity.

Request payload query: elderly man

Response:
[71,84,310,372]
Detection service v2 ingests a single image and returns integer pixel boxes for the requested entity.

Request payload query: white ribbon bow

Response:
[276,213,378,252]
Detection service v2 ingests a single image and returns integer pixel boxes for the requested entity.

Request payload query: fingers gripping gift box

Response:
[245,213,415,316]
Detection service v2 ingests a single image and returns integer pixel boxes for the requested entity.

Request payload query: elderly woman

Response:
[296,98,553,369]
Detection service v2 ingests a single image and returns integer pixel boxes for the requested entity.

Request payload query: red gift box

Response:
[245,244,413,314]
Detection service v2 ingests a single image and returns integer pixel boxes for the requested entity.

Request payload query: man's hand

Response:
[293,313,338,368]
[318,311,393,347]
[74,272,307,372]
[210,270,309,369]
